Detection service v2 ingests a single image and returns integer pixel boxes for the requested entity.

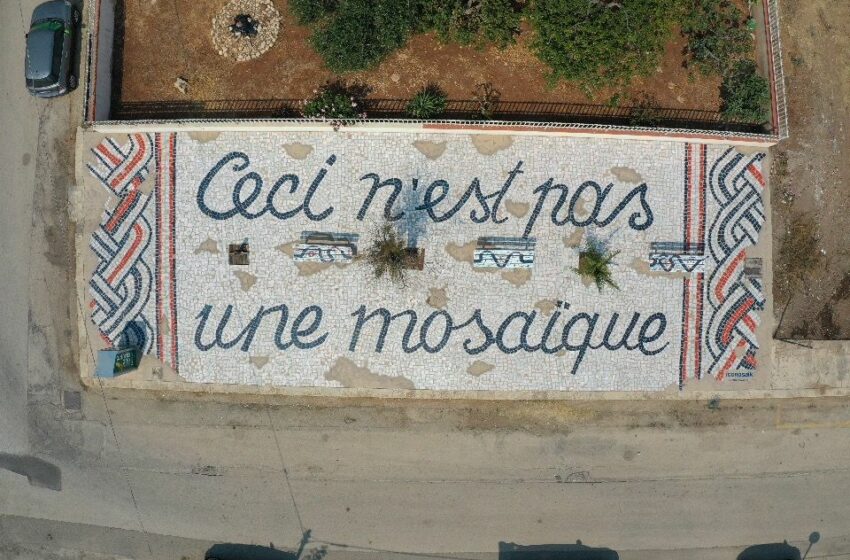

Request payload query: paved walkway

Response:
[80,131,769,392]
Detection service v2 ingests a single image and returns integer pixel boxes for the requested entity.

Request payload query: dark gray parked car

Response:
[25,0,79,98]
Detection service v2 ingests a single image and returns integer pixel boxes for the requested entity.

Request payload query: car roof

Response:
[25,28,60,80]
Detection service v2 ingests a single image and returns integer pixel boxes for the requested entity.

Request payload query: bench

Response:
[473,236,536,269]
[647,241,706,273]
[293,231,359,264]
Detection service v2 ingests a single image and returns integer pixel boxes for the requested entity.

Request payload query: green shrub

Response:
[294,0,519,72]
[426,0,520,48]
[310,0,417,72]
[302,82,367,129]
[720,60,771,123]
[528,0,679,92]
[477,0,521,47]
[681,0,752,76]
[406,85,448,119]
[293,0,767,114]
[288,0,337,24]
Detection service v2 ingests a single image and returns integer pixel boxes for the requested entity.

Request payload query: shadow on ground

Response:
[0,453,61,491]
[205,532,326,560]
[737,542,801,560]
[499,541,618,560]
[205,543,294,560]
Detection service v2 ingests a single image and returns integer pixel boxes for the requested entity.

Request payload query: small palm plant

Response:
[575,241,620,292]
[406,85,448,119]
[366,223,409,285]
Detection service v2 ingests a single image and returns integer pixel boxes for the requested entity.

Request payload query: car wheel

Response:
[69,75,78,90]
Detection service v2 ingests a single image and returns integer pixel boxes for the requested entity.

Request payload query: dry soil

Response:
[772,0,850,339]
[114,0,751,117]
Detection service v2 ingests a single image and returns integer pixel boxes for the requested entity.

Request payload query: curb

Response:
[79,370,850,402]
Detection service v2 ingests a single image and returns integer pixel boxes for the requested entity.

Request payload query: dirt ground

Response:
[771,0,850,339]
[114,0,748,116]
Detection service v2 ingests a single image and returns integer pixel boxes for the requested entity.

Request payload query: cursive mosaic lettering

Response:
[193,302,669,376]
[194,303,328,352]
[197,152,336,221]
[196,154,653,237]
[348,302,669,375]
[356,161,524,224]
[523,180,654,237]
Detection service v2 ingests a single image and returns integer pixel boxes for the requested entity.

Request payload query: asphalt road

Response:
[0,0,47,457]
[3,393,850,560]
[1,0,78,470]
[2,1,850,559]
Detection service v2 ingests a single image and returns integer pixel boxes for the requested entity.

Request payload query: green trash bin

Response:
[96,347,140,378]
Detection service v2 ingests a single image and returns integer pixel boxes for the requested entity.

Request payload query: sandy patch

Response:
[501,268,531,287]
[609,166,643,184]
[283,143,314,160]
[426,287,448,309]
[504,199,529,218]
[187,131,221,143]
[413,140,447,160]
[563,229,585,249]
[534,299,558,316]
[249,356,269,369]
[233,270,257,291]
[325,357,415,389]
[467,360,495,376]
[471,135,513,155]
[629,257,687,280]
[445,241,477,263]
[195,237,220,255]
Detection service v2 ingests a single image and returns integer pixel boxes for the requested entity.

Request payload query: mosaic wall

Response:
[88,131,765,391]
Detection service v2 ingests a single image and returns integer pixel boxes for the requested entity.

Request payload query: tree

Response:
[426,0,521,48]
[528,0,679,92]
[720,60,771,123]
[302,0,519,72]
[288,0,338,24]
[311,0,416,72]
[681,0,752,76]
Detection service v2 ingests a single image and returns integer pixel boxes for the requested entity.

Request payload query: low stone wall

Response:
[87,119,780,148]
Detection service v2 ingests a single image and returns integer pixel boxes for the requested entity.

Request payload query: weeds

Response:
[472,82,500,119]
[365,223,409,285]
[777,214,823,294]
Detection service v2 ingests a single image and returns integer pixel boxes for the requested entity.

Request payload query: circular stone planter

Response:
[211,0,281,62]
